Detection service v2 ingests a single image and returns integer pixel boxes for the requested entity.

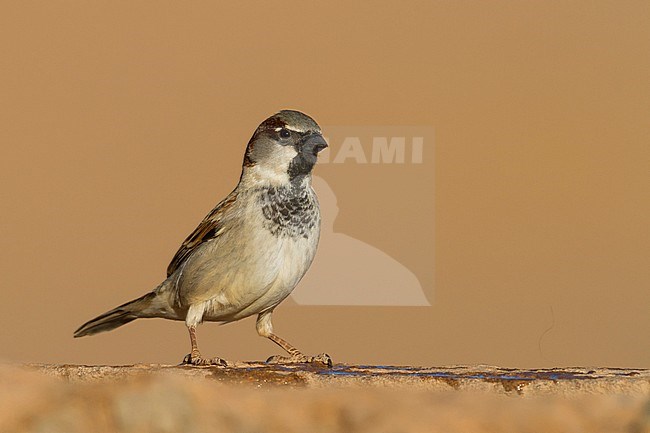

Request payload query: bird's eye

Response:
[279,129,291,139]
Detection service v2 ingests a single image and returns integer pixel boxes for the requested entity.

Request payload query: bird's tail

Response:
[73,292,157,338]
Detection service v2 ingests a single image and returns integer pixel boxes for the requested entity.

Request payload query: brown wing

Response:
[166,191,238,277]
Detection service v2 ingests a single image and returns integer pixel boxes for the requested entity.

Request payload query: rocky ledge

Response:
[27,362,650,395]
[1,363,649,433]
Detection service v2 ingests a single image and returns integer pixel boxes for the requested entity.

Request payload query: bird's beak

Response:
[302,133,328,155]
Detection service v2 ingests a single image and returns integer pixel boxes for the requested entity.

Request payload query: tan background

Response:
[0,1,648,368]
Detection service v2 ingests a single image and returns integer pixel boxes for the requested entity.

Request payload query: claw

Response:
[182,353,228,367]
[311,353,333,368]
[266,354,300,364]
[266,352,332,367]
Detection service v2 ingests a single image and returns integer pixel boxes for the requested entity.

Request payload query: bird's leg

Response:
[187,325,202,360]
[256,311,332,367]
[267,332,304,358]
[181,325,227,367]
[266,332,333,367]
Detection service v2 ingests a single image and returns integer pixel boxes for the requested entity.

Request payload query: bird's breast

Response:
[257,184,320,240]
[241,185,321,307]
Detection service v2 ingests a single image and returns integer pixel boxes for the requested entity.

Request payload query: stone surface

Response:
[27,362,650,395]
[1,363,649,433]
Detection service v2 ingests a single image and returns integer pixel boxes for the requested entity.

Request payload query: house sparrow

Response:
[74,110,331,367]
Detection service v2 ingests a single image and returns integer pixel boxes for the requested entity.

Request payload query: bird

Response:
[74,110,331,367]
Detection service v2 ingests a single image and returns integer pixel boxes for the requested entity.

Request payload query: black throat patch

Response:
[258,184,319,239]
[287,152,317,184]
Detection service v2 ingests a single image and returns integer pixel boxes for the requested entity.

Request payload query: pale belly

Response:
[175,223,319,323]
[204,235,317,321]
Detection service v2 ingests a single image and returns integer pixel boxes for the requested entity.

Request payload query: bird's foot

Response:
[266,352,332,367]
[182,352,228,367]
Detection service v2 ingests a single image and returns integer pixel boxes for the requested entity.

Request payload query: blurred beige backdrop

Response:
[0,1,648,368]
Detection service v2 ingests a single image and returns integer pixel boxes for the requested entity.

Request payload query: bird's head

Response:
[241,110,328,187]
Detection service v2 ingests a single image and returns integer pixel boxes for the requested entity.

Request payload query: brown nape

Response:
[242,133,257,167]
[243,151,256,167]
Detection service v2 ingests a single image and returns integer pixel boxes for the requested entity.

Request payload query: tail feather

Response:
[74,292,156,338]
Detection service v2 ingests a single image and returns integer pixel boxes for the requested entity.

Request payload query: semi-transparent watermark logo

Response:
[291,126,434,306]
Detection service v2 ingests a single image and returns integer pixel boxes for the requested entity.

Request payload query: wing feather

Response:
[166,190,238,277]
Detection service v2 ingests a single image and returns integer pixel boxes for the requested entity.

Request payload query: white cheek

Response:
[268,145,298,172]
[278,145,298,161]
[246,145,298,186]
